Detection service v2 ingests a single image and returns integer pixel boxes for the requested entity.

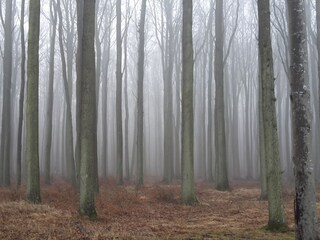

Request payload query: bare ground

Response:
[0,179,318,239]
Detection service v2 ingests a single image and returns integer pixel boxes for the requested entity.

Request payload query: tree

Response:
[77,0,97,218]
[0,0,13,186]
[317,0,320,179]
[44,0,57,185]
[181,0,196,205]
[287,0,319,238]
[136,0,147,186]
[214,0,229,191]
[207,0,214,183]
[116,0,123,185]
[26,0,41,204]
[162,0,175,184]
[258,0,286,230]
[17,0,26,187]
[57,0,77,186]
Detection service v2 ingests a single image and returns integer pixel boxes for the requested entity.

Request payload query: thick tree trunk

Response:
[78,0,97,218]
[316,0,320,184]
[76,0,84,186]
[287,0,319,238]
[214,0,229,191]
[181,0,196,205]
[26,0,41,204]
[258,0,286,229]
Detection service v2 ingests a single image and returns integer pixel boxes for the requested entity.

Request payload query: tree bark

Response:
[0,0,13,186]
[214,0,229,191]
[181,0,196,205]
[258,0,286,229]
[78,0,97,218]
[26,0,41,204]
[287,0,319,238]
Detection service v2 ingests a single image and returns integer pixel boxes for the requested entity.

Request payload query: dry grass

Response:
[0,180,316,239]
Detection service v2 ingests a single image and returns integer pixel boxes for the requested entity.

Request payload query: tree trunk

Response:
[0,0,13,186]
[116,0,123,185]
[316,0,320,185]
[162,0,175,184]
[78,0,97,218]
[57,0,76,187]
[75,0,84,186]
[44,0,57,185]
[181,0,196,205]
[214,0,229,191]
[136,0,147,186]
[206,0,214,183]
[16,0,26,188]
[258,0,286,229]
[26,0,41,204]
[287,0,319,238]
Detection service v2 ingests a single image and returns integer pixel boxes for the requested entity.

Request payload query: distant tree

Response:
[287,0,319,238]
[57,0,77,187]
[116,0,123,185]
[207,0,214,183]
[214,0,229,191]
[258,0,286,230]
[162,0,175,184]
[181,0,196,205]
[0,0,13,186]
[77,0,97,218]
[17,0,26,188]
[44,0,57,185]
[136,0,147,186]
[26,0,41,204]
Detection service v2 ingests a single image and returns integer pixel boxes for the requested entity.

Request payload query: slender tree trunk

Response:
[174,48,181,179]
[16,0,26,188]
[207,0,214,183]
[57,0,76,187]
[26,0,41,204]
[78,0,97,219]
[181,0,196,205]
[287,0,319,238]
[116,0,123,185]
[123,0,130,181]
[162,0,175,184]
[0,0,13,186]
[214,0,229,191]
[44,0,57,185]
[136,0,147,186]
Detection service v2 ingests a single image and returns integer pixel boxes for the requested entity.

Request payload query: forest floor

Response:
[0,179,318,239]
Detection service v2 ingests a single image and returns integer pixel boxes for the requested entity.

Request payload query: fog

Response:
[0,0,319,184]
